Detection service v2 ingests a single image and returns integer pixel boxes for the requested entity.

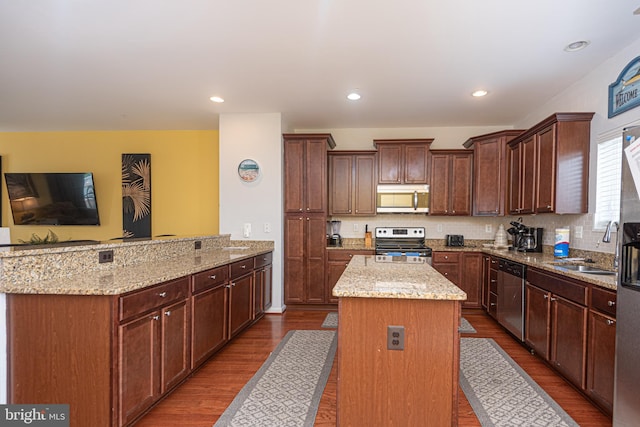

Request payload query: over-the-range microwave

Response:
[376,184,429,213]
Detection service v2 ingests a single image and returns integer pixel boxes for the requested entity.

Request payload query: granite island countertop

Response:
[332,255,467,300]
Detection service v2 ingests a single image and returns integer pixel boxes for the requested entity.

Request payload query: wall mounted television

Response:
[4,173,100,225]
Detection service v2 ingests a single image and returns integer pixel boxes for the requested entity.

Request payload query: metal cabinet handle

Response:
[606,319,616,326]
[490,303,496,306]
[546,205,552,209]
[306,218,310,221]
[444,273,448,276]
[152,315,159,321]
[231,282,236,287]
[209,274,216,280]
[608,301,616,306]
[490,279,497,283]
[225,284,231,289]
[543,294,549,299]
[165,311,171,317]
[241,265,246,269]
[452,210,456,214]
[550,297,557,302]
[306,207,310,211]
[349,254,353,257]
[158,292,167,298]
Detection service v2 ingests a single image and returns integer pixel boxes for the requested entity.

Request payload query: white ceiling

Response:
[1,1,639,131]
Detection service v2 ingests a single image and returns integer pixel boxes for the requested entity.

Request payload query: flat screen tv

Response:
[5,173,100,225]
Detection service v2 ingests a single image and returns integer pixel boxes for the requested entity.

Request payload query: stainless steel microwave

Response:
[376,184,429,213]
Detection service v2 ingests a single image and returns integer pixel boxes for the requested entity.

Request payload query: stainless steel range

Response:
[374,227,432,264]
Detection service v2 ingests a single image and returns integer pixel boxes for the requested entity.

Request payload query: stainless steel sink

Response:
[553,265,616,275]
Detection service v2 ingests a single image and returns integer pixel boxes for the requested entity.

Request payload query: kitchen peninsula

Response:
[333,255,466,426]
[0,235,274,427]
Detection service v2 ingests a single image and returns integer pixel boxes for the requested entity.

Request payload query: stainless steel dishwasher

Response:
[497,259,526,341]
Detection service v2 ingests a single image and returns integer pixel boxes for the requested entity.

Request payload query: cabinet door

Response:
[481,255,490,310]
[525,283,551,359]
[305,139,328,213]
[535,125,557,213]
[404,144,430,184]
[284,216,305,304]
[327,261,347,304]
[378,144,403,184]
[306,215,328,303]
[284,139,305,213]
[474,138,502,215]
[329,155,353,215]
[229,273,254,338]
[520,135,536,214]
[263,264,272,311]
[507,143,521,214]
[450,153,472,216]
[587,310,616,413]
[429,154,450,215]
[353,154,376,215]
[119,313,161,426]
[161,299,190,393]
[460,253,482,308]
[551,295,588,389]
[191,285,228,369]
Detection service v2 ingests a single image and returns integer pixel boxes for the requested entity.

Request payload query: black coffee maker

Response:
[507,219,543,252]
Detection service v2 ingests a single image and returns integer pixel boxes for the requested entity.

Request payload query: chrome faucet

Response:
[602,220,620,268]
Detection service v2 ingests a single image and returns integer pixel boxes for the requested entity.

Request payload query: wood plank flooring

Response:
[135,309,611,427]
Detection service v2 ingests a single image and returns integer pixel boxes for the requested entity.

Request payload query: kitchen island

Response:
[333,255,466,427]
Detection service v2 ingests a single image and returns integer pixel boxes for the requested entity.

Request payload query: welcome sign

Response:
[609,55,640,118]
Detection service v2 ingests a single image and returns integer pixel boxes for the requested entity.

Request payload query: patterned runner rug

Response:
[321,311,338,328]
[459,317,477,333]
[460,338,579,427]
[214,330,337,427]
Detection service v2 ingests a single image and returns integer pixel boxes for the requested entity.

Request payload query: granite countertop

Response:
[0,246,271,296]
[332,255,467,301]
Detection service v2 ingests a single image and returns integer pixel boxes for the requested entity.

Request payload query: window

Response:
[594,136,622,230]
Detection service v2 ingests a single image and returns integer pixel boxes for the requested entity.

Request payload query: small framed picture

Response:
[238,159,260,182]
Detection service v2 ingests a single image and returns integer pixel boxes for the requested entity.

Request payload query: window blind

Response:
[594,137,622,229]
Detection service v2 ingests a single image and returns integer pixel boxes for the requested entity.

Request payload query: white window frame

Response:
[594,135,622,231]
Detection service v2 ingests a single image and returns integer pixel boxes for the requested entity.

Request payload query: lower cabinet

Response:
[326,249,375,303]
[229,258,256,339]
[254,252,273,318]
[432,251,481,308]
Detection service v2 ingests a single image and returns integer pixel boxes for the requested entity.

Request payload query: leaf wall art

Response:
[122,153,151,239]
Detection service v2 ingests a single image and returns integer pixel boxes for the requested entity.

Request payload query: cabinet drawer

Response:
[489,269,498,294]
[488,292,497,318]
[230,258,255,279]
[254,252,273,269]
[327,250,374,262]
[591,286,617,318]
[432,252,461,263]
[192,266,229,294]
[120,277,190,322]
[527,268,588,306]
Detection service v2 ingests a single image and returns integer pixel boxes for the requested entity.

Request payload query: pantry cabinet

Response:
[328,151,377,216]
[374,138,433,184]
[507,112,594,215]
[463,130,524,216]
[284,133,335,307]
[429,150,473,216]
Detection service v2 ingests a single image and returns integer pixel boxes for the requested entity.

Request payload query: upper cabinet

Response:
[429,150,473,216]
[283,134,336,213]
[374,139,433,184]
[507,113,594,215]
[463,130,524,216]
[328,151,377,216]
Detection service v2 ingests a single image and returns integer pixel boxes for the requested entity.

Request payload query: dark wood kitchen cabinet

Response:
[482,255,499,316]
[328,151,377,216]
[254,252,273,318]
[326,249,375,303]
[464,130,524,216]
[587,286,617,414]
[229,258,255,338]
[373,138,433,184]
[507,112,594,215]
[429,150,473,216]
[284,133,335,307]
[525,268,588,391]
[432,251,481,308]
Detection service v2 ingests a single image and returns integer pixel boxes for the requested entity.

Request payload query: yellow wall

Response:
[0,130,219,243]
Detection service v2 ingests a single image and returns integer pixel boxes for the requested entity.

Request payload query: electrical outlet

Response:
[194,240,202,250]
[486,224,493,233]
[243,223,251,238]
[437,224,443,233]
[98,250,114,264]
[387,325,405,351]
[353,223,360,232]
[575,226,583,239]
[264,223,271,233]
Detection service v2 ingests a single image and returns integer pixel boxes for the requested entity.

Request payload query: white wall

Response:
[219,113,285,312]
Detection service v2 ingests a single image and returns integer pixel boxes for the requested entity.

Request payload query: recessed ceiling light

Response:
[471,90,488,97]
[210,96,225,103]
[634,6,640,15]
[564,40,590,52]
[347,92,361,101]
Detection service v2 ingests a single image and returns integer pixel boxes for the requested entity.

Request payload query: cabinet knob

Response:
[490,303,496,307]
[490,279,496,283]
[306,218,310,221]
[547,205,552,209]
[543,294,549,299]
[607,319,616,326]
[550,297,557,302]
[152,315,159,321]
[306,207,310,211]
[444,255,448,259]
[452,210,456,214]
[165,311,171,317]
[299,208,303,212]
[225,284,231,288]
[231,282,236,287]
[444,272,448,276]
[608,300,616,306]
[241,265,246,269]
[209,274,217,280]
[158,292,167,298]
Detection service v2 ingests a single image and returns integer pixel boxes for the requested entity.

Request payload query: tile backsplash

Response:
[331,213,616,254]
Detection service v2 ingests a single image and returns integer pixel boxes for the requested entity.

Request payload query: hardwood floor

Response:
[135,309,611,427]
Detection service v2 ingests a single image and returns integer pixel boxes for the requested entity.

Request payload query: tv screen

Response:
[5,173,100,225]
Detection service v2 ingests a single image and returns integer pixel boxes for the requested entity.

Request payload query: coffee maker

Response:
[326,220,342,247]
[516,227,544,252]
